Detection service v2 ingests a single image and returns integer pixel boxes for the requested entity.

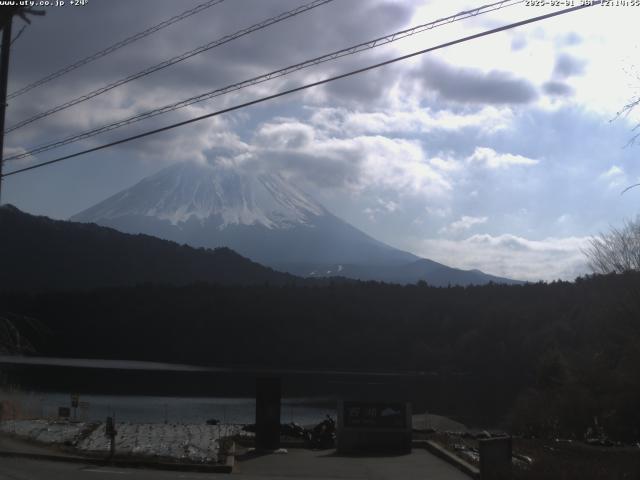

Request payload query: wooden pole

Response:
[0,17,13,204]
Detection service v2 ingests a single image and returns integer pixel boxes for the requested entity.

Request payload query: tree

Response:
[0,314,42,355]
[584,217,640,274]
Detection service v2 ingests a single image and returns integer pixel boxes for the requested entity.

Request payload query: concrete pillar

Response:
[255,377,281,450]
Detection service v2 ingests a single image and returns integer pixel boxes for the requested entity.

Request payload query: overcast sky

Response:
[3,0,640,281]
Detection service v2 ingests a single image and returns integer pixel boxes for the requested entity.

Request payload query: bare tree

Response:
[0,314,43,355]
[584,218,640,274]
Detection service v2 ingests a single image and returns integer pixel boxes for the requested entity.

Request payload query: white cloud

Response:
[410,233,591,282]
[598,165,627,189]
[255,120,315,149]
[429,156,463,173]
[244,118,453,198]
[601,165,624,178]
[425,206,451,218]
[362,198,400,221]
[467,147,539,169]
[308,106,513,137]
[439,215,488,235]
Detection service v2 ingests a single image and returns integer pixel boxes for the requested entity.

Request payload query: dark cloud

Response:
[417,58,538,105]
[543,81,573,97]
[6,0,414,157]
[553,53,587,79]
[321,53,404,105]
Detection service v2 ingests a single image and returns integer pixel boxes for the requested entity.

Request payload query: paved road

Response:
[0,459,223,480]
[0,449,470,480]
[236,448,470,479]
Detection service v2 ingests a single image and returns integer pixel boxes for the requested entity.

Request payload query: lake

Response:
[0,389,336,425]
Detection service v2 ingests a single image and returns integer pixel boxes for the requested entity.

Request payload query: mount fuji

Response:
[72,161,520,286]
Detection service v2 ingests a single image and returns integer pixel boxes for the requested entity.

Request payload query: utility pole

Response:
[0,7,44,203]
[0,16,12,204]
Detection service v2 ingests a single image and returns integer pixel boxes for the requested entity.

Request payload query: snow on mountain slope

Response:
[72,161,418,267]
[73,161,325,229]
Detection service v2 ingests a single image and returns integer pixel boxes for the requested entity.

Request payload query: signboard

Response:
[337,400,412,453]
[70,393,79,408]
[479,437,512,480]
[58,407,71,418]
[343,402,406,429]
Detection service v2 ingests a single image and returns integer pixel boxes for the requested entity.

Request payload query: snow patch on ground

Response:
[0,419,88,444]
[0,420,247,463]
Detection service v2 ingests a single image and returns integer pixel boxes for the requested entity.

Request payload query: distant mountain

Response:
[281,259,522,287]
[0,204,301,291]
[72,160,521,286]
[72,161,418,268]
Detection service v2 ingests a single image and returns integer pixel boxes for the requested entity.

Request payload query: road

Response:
[0,449,471,479]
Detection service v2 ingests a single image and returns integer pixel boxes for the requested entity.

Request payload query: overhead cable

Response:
[5,0,335,133]
[7,0,226,99]
[2,2,601,179]
[6,0,523,162]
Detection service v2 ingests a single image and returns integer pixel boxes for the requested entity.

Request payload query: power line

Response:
[5,0,335,133]
[7,0,226,100]
[10,24,27,46]
[2,2,600,179]
[5,0,524,163]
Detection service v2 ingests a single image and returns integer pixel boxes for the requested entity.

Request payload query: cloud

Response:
[5,0,416,162]
[417,58,538,105]
[598,165,627,189]
[510,35,527,51]
[557,32,583,46]
[439,215,488,235]
[308,105,513,137]
[543,81,574,97]
[363,198,401,221]
[600,165,624,178]
[241,118,452,197]
[255,120,315,149]
[467,147,539,169]
[413,234,591,281]
[553,53,587,79]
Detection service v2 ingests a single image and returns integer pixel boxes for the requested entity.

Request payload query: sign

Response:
[58,407,71,418]
[479,436,512,480]
[337,400,412,454]
[343,401,406,429]
[70,393,79,408]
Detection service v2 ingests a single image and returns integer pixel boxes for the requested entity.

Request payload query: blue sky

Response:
[3,0,640,281]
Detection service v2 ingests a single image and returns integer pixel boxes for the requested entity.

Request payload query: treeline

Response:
[2,272,640,440]
[0,204,305,290]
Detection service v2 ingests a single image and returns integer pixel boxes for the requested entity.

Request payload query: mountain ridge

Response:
[0,204,305,291]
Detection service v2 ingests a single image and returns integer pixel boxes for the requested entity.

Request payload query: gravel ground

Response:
[428,431,640,479]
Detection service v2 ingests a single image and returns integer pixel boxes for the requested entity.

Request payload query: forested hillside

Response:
[2,272,639,440]
[0,204,303,290]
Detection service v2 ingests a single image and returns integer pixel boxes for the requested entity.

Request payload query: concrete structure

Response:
[255,377,281,451]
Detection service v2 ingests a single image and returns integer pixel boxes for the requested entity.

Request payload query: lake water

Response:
[0,390,336,426]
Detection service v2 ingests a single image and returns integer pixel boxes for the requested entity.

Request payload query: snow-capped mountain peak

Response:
[73,161,325,230]
[71,160,520,285]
